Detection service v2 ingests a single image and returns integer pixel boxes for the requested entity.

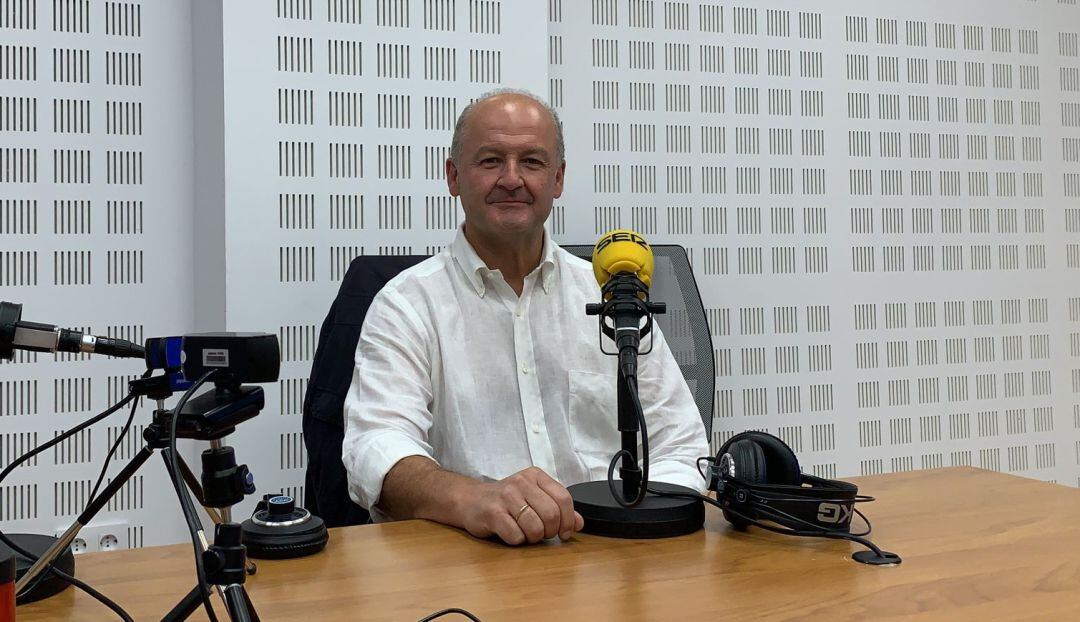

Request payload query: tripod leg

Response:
[222,585,258,622]
[162,584,214,622]
[15,445,156,594]
[176,453,209,507]
[241,586,260,622]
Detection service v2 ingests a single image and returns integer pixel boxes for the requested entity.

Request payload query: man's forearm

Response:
[377,455,478,526]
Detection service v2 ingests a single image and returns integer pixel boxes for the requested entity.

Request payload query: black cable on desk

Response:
[418,607,483,622]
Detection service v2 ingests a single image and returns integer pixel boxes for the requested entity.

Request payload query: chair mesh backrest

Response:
[562,244,715,437]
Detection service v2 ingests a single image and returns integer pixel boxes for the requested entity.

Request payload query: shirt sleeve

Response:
[636,324,711,493]
[342,286,437,512]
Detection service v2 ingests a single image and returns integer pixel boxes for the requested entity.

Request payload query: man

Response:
[342,90,708,545]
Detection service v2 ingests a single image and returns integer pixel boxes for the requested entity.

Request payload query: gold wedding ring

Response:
[513,503,531,522]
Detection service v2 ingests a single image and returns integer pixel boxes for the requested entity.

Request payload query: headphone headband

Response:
[738,473,858,498]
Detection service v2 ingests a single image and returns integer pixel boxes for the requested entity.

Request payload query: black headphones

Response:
[241,494,328,559]
[705,431,901,565]
[711,431,859,532]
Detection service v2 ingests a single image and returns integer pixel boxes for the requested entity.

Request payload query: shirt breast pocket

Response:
[568,370,620,464]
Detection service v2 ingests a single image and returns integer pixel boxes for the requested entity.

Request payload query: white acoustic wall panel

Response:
[0,0,196,547]
[549,0,1080,487]
[6,0,1080,553]
[218,0,548,518]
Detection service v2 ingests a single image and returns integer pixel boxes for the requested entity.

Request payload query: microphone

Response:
[591,228,655,290]
[571,231,705,537]
[587,229,664,363]
[0,301,144,361]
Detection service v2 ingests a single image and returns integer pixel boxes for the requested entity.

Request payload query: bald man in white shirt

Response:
[342,90,709,545]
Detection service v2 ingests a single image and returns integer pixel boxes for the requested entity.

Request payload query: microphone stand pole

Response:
[617,357,641,502]
[568,274,704,539]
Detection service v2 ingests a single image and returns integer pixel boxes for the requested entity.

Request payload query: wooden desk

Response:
[17,467,1080,621]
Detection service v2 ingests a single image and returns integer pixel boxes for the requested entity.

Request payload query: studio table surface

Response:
[17,467,1080,621]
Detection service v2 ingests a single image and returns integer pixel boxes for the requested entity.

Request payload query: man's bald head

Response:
[450,89,564,164]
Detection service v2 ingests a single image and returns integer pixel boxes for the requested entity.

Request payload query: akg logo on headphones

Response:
[816,502,852,525]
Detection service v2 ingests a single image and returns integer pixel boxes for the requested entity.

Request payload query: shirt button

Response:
[521,366,530,374]
[515,310,523,318]
[531,423,540,434]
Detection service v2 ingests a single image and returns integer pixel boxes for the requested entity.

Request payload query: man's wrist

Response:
[430,472,478,528]
[380,457,484,529]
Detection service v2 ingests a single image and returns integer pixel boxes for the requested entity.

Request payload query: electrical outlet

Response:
[57,520,129,554]
[99,534,120,551]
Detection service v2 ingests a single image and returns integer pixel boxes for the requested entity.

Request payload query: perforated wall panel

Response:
[5,0,1080,553]
[0,0,196,547]
[549,0,1080,486]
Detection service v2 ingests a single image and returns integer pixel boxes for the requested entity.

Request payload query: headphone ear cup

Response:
[741,431,802,486]
[721,440,766,531]
[241,512,329,559]
[242,521,329,559]
[728,439,766,484]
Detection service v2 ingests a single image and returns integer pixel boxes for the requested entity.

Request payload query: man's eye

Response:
[480,158,500,166]
[523,159,544,166]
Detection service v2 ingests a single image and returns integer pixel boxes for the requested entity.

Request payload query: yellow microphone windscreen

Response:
[592,229,654,288]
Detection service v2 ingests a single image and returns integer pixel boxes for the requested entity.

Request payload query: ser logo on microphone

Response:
[595,230,650,253]
[816,502,852,525]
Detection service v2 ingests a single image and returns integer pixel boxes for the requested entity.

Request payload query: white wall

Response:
[551,0,1080,487]
[0,0,197,547]
[2,0,1079,550]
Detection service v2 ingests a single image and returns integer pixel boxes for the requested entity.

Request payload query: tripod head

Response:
[140,384,265,444]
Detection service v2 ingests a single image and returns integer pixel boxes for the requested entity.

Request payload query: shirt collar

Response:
[451,225,558,297]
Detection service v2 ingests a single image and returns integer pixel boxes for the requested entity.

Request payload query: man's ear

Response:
[445,158,461,197]
[553,159,566,199]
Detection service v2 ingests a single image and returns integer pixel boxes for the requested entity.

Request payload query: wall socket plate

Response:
[56,520,129,555]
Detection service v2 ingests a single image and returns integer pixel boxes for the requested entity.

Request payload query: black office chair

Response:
[301,245,714,527]
[302,255,426,527]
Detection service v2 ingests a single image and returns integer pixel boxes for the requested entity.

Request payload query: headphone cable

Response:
[744,498,874,538]
[736,503,887,557]
[646,486,884,556]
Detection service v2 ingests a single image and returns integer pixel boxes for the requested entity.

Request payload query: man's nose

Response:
[496,159,525,190]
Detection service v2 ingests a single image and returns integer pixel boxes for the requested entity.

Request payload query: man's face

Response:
[446,96,565,241]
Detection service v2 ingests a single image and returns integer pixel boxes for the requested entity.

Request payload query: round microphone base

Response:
[0,534,75,604]
[569,480,704,539]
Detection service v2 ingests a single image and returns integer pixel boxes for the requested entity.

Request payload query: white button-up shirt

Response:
[343,227,709,516]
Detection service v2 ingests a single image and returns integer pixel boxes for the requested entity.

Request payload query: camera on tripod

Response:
[138,332,280,440]
[6,330,283,621]
[132,333,279,520]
